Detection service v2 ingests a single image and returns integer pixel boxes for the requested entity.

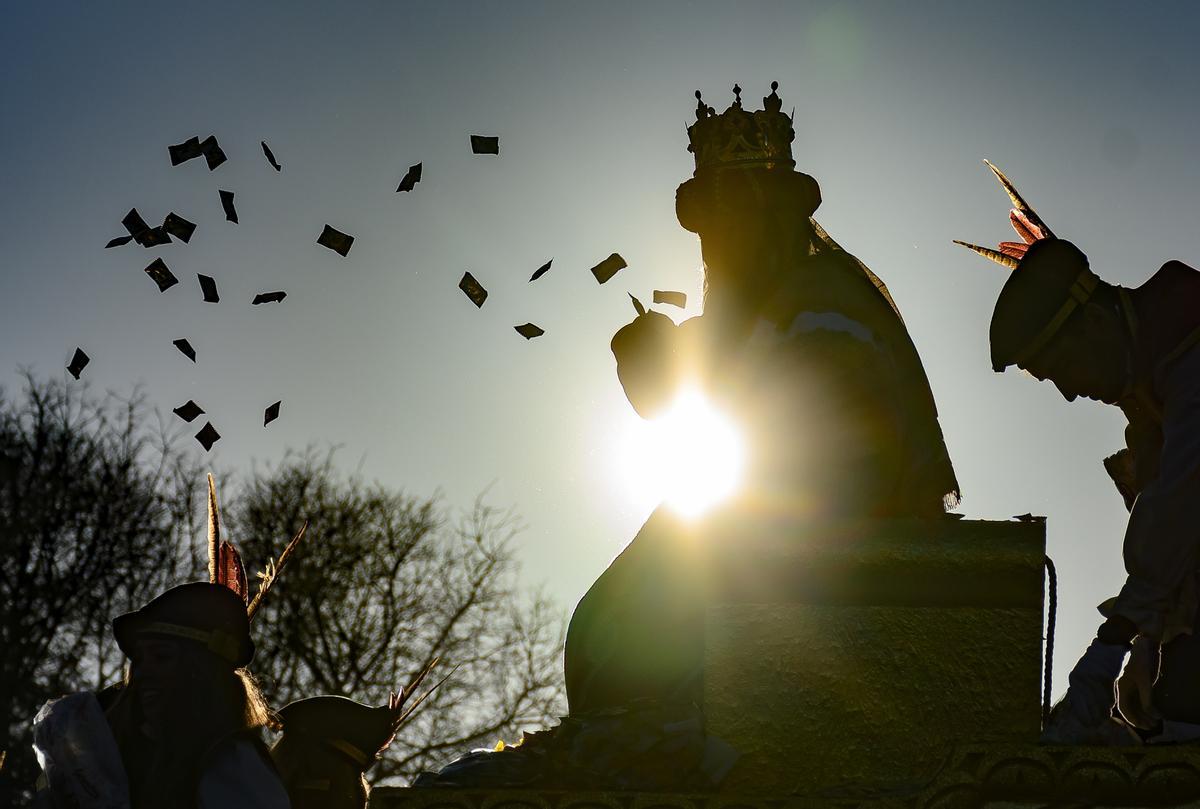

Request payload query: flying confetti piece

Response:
[67,348,89,379]
[219,189,238,224]
[629,294,646,316]
[458,272,488,307]
[122,208,151,237]
[396,162,422,192]
[653,290,687,308]
[198,274,219,303]
[144,258,179,292]
[105,235,134,248]
[173,400,204,422]
[146,227,172,247]
[261,141,281,171]
[252,291,287,305]
[470,135,499,155]
[514,323,544,339]
[590,253,627,284]
[169,136,202,166]
[122,208,171,248]
[199,135,227,170]
[264,400,281,426]
[162,212,196,243]
[317,225,354,257]
[172,338,196,362]
[195,422,221,451]
[529,259,552,282]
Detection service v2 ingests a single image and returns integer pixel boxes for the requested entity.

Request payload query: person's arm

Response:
[1116,634,1162,729]
[31,692,130,808]
[611,311,686,419]
[1104,404,1165,512]
[198,739,290,809]
[1111,341,1200,639]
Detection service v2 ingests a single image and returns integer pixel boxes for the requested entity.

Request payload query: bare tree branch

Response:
[1,373,203,806]
[229,450,566,784]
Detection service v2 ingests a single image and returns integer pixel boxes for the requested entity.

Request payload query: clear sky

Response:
[4,0,1200,703]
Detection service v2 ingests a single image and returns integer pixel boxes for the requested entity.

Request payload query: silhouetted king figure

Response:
[564,83,960,717]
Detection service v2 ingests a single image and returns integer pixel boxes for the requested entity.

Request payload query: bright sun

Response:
[615,387,746,519]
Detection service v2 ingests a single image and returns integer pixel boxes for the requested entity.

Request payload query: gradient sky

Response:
[4,1,1200,702]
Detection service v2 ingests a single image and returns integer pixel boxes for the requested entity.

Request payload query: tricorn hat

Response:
[954,160,1106,373]
[113,581,255,667]
[276,696,400,770]
[989,238,1102,371]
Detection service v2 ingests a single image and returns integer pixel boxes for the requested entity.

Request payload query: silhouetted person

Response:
[34,583,289,807]
[565,83,960,718]
[271,696,406,809]
[988,236,1200,743]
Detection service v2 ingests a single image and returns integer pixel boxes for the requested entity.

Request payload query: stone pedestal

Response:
[372,744,1200,809]
[372,514,1200,808]
[700,516,1046,795]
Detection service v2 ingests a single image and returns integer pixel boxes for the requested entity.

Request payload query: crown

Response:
[687,82,795,175]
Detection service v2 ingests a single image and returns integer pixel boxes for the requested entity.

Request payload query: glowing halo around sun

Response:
[613,387,746,519]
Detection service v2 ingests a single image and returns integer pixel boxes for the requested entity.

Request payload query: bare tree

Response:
[230,450,566,784]
[0,373,202,806]
[0,382,564,802]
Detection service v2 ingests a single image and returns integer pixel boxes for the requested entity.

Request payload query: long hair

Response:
[106,641,272,808]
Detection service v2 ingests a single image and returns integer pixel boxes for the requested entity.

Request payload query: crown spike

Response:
[763,81,782,113]
[687,80,795,173]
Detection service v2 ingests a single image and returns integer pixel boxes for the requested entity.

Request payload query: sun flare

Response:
[615,387,745,519]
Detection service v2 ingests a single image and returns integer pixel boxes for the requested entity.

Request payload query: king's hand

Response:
[611,311,682,419]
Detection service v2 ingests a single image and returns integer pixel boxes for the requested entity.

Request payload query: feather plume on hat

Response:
[247,520,307,620]
[206,473,308,619]
[954,159,1056,270]
[208,474,248,603]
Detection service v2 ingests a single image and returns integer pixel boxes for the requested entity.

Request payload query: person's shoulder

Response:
[1132,260,1200,346]
[94,681,126,711]
[1139,260,1200,294]
[198,735,290,809]
[778,251,898,318]
[1158,259,1200,276]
